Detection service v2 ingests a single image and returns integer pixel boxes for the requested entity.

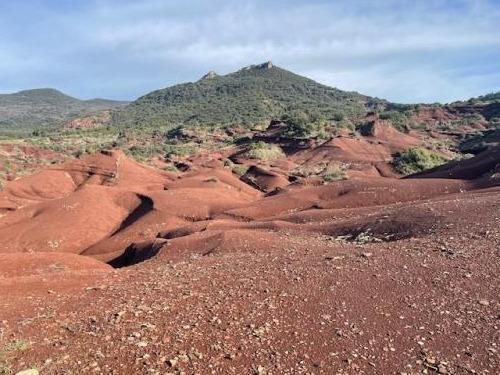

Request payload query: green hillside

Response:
[112,62,387,129]
[0,88,127,134]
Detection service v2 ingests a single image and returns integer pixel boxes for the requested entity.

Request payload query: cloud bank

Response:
[0,0,499,103]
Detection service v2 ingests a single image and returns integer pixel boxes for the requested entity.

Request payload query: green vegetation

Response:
[4,120,239,168]
[292,162,348,182]
[459,129,500,154]
[283,111,320,138]
[231,164,249,176]
[323,165,347,182]
[378,110,417,132]
[27,126,119,156]
[438,113,486,130]
[0,88,126,134]
[282,110,331,139]
[163,164,178,173]
[393,147,447,175]
[224,158,249,176]
[113,63,385,130]
[245,141,284,161]
[467,91,500,104]
[1,65,497,179]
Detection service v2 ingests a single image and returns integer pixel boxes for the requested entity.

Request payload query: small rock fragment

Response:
[15,370,39,375]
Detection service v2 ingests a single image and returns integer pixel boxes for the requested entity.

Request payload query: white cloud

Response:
[0,0,499,101]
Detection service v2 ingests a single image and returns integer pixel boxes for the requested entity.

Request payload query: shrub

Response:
[223,158,235,168]
[31,128,47,137]
[282,110,329,139]
[163,143,197,158]
[333,112,344,122]
[323,165,347,182]
[292,162,348,182]
[234,135,252,145]
[393,147,446,175]
[125,146,147,162]
[232,164,249,176]
[163,164,178,173]
[378,110,415,132]
[72,149,84,158]
[245,141,284,160]
[441,113,486,130]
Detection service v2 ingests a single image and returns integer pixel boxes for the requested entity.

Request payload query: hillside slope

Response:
[0,88,127,133]
[112,61,386,128]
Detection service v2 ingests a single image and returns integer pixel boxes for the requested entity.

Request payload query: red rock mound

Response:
[0,151,260,262]
[0,147,497,270]
[240,165,290,192]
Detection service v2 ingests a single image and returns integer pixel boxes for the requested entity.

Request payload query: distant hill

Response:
[112,61,387,128]
[0,88,127,133]
[467,91,500,104]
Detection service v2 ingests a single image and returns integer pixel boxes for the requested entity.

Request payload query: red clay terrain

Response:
[0,143,67,190]
[0,146,499,374]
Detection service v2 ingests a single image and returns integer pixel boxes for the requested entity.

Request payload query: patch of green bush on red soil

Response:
[245,141,285,161]
[393,147,447,175]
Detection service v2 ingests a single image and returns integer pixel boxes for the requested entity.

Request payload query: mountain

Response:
[468,91,500,104]
[0,88,128,133]
[112,61,387,128]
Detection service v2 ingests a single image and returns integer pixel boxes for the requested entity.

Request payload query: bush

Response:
[379,111,415,132]
[393,147,446,175]
[223,158,235,168]
[232,164,249,176]
[282,110,329,139]
[245,141,284,160]
[333,112,344,122]
[163,143,197,158]
[441,113,486,130]
[163,164,178,173]
[292,162,348,182]
[323,165,347,182]
[234,135,252,145]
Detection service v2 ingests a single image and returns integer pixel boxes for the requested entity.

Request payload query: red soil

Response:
[283,121,421,179]
[0,148,498,374]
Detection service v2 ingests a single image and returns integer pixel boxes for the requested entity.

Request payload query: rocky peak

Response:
[258,60,274,69]
[199,71,218,81]
[240,61,275,72]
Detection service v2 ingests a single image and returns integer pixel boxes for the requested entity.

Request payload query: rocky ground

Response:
[0,145,498,374]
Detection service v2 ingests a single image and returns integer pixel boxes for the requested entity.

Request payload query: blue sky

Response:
[0,0,499,103]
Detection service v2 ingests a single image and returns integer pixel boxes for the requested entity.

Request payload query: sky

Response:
[0,0,499,103]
